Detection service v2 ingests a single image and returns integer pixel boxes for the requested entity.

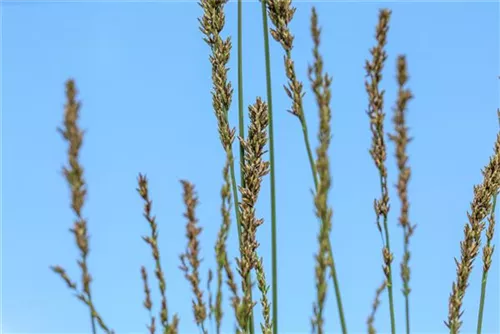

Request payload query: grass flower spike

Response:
[179,181,208,333]
[51,79,113,334]
[236,98,272,333]
[388,55,415,334]
[365,9,397,334]
[137,174,180,334]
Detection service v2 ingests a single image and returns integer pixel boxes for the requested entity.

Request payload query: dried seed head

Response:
[199,0,235,152]
[52,79,113,334]
[266,0,305,119]
[388,55,415,300]
[446,133,500,332]
[179,181,208,331]
[137,174,176,333]
[236,98,271,332]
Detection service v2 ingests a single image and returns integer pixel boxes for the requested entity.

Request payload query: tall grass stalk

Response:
[476,189,498,334]
[265,0,318,189]
[235,98,272,333]
[365,9,396,334]
[137,174,180,334]
[198,3,259,329]
[476,108,500,334]
[308,7,334,333]
[214,156,240,333]
[265,2,347,332]
[445,129,500,333]
[179,181,208,334]
[51,6,500,334]
[259,1,278,333]
[308,7,347,334]
[236,2,256,333]
[51,79,112,334]
[388,55,415,334]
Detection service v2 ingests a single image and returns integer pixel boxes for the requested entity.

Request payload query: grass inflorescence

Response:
[52,3,499,334]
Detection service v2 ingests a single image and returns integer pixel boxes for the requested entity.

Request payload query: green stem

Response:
[308,144,347,334]
[294,61,346,334]
[404,262,410,334]
[261,2,278,333]
[299,115,318,190]
[229,152,242,247]
[237,2,255,333]
[329,251,348,334]
[404,240,410,334]
[476,193,497,334]
[379,175,396,334]
[89,298,97,334]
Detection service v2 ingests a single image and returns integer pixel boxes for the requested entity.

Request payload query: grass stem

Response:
[238,2,256,333]
[260,1,278,333]
[476,190,498,334]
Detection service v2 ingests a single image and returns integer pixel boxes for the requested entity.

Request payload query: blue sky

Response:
[1,1,499,333]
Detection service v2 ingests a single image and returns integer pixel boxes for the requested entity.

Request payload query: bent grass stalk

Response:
[266,3,347,333]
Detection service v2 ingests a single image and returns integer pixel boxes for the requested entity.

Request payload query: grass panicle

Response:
[179,181,208,333]
[445,131,500,333]
[388,55,415,334]
[198,0,239,231]
[141,266,156,334]
[266,0,317,188]
[51,6,499,334]
[214,156,241,333]
[50,79,112,334]
[477,192,497,334]
[365,9,397,334]
[367,280,387,334]
[199,1,257,330]
[235,98,272,333]
[307,7,346,334]
[476,111,500,333]
[137,174,179,334]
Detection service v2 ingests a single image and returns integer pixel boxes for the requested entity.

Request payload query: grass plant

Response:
[52,2,499,334]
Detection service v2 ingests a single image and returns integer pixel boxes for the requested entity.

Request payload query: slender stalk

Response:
[51,80,112,334]
[260,1,278,333]
[308,8,347,333]
[365,10,396,334]
[238,0,246,195]
[236,98,272,333]
[198,0,246,285]
[388,55,415,334]
[477,178,499,333]
[265,2,345,332]
[299,112,319,190]
[446,132,500,333]
[237,2,256,333]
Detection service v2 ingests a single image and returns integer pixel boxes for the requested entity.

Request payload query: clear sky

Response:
[1,1,499,333]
